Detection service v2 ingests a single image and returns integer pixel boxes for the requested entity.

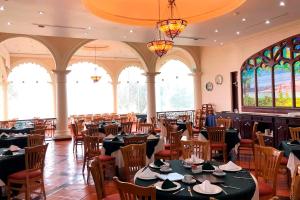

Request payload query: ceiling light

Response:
[87,26,92,30]
[213,39,217,42]
[0,5,4,11]
[279,1,285,6]
[236,31,240,35]
[220,42,224,46]
[7,22,11,26]
[265,20,270,24]
[242,18,246,22]
[129,29,133,33]
[38,11,44,15]
[214,29,219,33]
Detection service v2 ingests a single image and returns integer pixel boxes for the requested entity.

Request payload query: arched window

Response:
[117,66,146,114]
[67,62,113,115]
[7,63,54,119]
[156,60,194,111]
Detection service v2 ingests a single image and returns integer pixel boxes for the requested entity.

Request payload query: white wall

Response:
[200,19,300,112]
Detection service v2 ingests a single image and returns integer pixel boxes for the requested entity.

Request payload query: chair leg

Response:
[82,155,86,174]
[41,179,46,199]
[7,181,11,200]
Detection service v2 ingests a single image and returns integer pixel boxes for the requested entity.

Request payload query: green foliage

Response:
[243,95,255,106]
[258,96,272,107]
[296,98,300,107]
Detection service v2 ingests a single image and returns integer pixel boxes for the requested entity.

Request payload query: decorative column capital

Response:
[143,72,161,77]
[189,71,202,76]
[52,70,71,75]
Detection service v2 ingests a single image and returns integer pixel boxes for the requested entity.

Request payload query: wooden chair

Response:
[83,135,116,182]
[256,131,266,146]
[71,123,84,155]
[121,143,146,181]
[104,124,119,136]
[27,134,44,147]
[150,117,161,133]
[113,177,156,200]
[216,118,232,129]
[89,157,120,200]
[289,127,300,141]
[155,130,183,160]
[86,124,100,136]
[291,164,300,200]
[181,140,210,161]
[7,144,48,200]
[136,123,153,134]
[186,121,200,139]
[30,128,46,140]
[123,136,147,146]
[254,145,282,200]
[207,127,227,162]
[178,114,190,122]
[121,122,133,134]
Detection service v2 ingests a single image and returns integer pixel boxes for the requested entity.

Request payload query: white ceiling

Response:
[0,0,299,46]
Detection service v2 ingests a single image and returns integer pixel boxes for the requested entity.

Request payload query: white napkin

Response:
[199,180,215,193]
[156,173,184,181]
[220,161,240,171]
[105,134,114,139]
[13,133,24,137]
[0,132,9,137]
[9,145,20,152]
[147,134,157,139]
[138,168,158,179]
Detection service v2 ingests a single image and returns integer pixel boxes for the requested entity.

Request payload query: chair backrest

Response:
[169,130,183,159]
[207,127,226,143]
[137,123,153,134]
[181,140,210,160]
[121,122,133,134]
[104,124,119,136]
[289,127,300,141]
[27,134,44,147]
[113,177,156,200]
[86,124,99,136]
[150,117,157,128]
[291,164,300,200]
[165,118,177,125]
[216,118,232,129]
[252,122,259,140]
[84,135,103,158]
[124,136,147,146]
[89,157,106,200]
[256,131,266,146]
[25,144,48,172]
[185,122,193,139]
[178,115,190,122]
[254,145,282,196]
[121,143,146,181]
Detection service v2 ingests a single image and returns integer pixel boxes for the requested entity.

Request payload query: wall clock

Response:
[206,82,213,91]
[215,74,223,85]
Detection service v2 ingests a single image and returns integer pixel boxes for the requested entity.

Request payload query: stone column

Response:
[112,80,119,114]
[144,72,160,122]
[2,80,8,120]
[192,71,202,110]
[53,70,71,140]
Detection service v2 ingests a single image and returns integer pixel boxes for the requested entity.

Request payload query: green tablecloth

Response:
[281,141,300,160]
[135,160,256,200]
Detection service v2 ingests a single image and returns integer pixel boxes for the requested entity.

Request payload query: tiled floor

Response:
[32,140,290,199]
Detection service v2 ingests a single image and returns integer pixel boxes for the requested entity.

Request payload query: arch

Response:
[155,47,197,72]
[116,62,145,81]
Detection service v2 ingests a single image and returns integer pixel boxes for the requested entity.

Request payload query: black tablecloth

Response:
[103,134,160,159]
[0,127,32,134]
[136,114,147,123]
[135,160,256,200]
[281,141,300,160]
[0,136,28,148]
[177,121,187,132]
[201,128,240,154]
[0,148,25,183]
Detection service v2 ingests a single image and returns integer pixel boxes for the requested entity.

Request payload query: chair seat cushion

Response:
[192,128,200,133]
[240,139,253,144]
[104,193,121,200]
[211,143,226,149]
[99,155,115,162]
[164,144,170,150]
[280,156,288,165]
[155,150,177,157]
[154,128,161,133]
[9,169,42,180]
[258,177,273,196]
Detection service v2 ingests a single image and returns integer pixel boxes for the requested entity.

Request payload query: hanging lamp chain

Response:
[168,0,176,18]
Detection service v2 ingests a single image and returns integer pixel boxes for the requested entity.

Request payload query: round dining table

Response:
[135,160,258,200]
[0,135,28,148]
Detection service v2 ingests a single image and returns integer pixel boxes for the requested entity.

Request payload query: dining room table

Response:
[281,140,300,177]
[134,160,258,200]
[0,134,28,148]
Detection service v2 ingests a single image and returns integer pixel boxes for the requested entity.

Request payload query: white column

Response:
[112,80,119,113]
[192,71,202,110]
[145,72,160,123]
[53,70,71,140]
[2,80,8,120]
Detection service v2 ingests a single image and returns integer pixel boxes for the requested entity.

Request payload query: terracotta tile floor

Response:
[42,140,290,200]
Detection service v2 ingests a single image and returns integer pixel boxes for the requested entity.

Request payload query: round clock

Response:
[206,82,213,91]
[215,74,223,85]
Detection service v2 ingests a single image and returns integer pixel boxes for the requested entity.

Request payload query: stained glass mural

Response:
[257,66,272,107]
[242,67,256,106]
[283,47,291,59]
[274,62,292,107]
[295,61,300,107]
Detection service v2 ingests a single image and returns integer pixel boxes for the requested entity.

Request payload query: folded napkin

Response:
[138,168,158,179]
[2,150,13,156]
[147,134,157,140]
[291,140,300,145]
[187,154,203,164]
[220,161,240,171]
[0,132,9,138]
[199,180,215,193]
[105,134,114,139]
[9,145,20,152]
[202,162,215,170]
[13,133,24,137]
[156,173,184,181]
[112,136,120,141]
[161,179,177,189]
[154,159,165,167]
